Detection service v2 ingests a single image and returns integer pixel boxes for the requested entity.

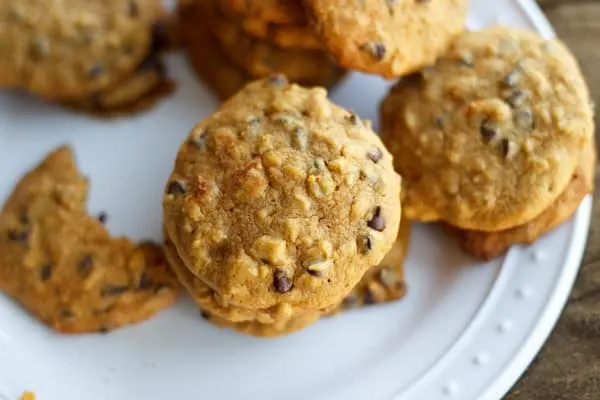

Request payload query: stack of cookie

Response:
[163,76,405,337]
[0,0,174,115]
[180,0,347,101]
[381,27,595,260]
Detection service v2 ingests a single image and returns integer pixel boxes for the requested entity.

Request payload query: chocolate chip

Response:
[40,263,53,281]
[502,69,520,88]
[29,36,50,60]
[343,294,359,308]
[97,212,108,224]
[367,147,383,163]
[307,269,323,277]
[137,52,162,73]
[138,272,151,290]
[358,234,373,255]
[501,138,517,159]
[363,288,376,305]
[60,309,74,319]
[98,326,110,334]
[78,254,93,276]
[434,115,446,129]
[128,1,139,17]
[101,285,129,297]
[361,42,386,61]
[505,90,527,108]
[480,120,498,142]
[346,112,360,124]
[88,64,104,78]
[150,22,168,53]
[367,207,386,232]
[514,109,534,131]
[166,180,187,195]
[19,212,29,225]
[273,269,292,293]
[190,131,205,149]
[7,230,28,243]
[268,74,287,86]
[291,127,308,150]
[200,310,211,319]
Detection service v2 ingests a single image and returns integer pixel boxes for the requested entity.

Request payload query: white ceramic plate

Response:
[0,1,591,399]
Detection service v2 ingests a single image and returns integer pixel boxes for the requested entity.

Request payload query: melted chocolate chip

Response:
[128,1,139,17]
[358,235,373,255]
[78,254,93,276]
[268,74,288,86]
[501,138,516,159]
[367,207,386,232]
[97,212,108,224]
[502,69,520,88]
[363,288,376,305]
[60,309,74,319]
[7,230,28,243]
[150,22,168,53]
[361,42,386,61]
[367,147,383,163]
[138,272,151,289]
[514,109,534,131]
[505,90,527,108]
[101,285,129,297]
[200,310,211,320]
[347,112,360,124]
[480,120,498,142]
[434,115,446,129]
[273,269,292,293]
[88,64,104,78]
[166,180,187,195]
[40,263,53,281]
[98,326,110,334]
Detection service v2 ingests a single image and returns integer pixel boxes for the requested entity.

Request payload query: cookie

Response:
[238,18,323,50]
[163,76,402,312]
[218,0,306,25]
[181,6,252,101]
[334,219,410,312]
[203,309,321,338]
[0,0,163,100]
[207,3,345,87]
[0,147,180,334]
[164,231,321,324]
[455,144,596,260]
[65,51,174,116]
[304,0,469,78]
[381,27,594,232]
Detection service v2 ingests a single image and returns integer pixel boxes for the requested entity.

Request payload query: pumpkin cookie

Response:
[334,219,410,312]
[207,3,345,87]
[304,0,469,78]
[381,27,594,232]
[218,0,306,25]
[456,144,596,260]
[65,51,174,116]
[0,0,164,100]
[163,76,402,312]
[0,147,180,334]
[239,18,323,50]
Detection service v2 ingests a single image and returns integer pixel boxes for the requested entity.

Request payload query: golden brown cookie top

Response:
[381,27,594,231]
[304,0,469,78]
[164,77,401,311]
[0,0,161,100]
[218,0,306,25]
[0,147,180,334]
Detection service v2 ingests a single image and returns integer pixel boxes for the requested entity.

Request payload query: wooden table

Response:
[507,1,600,398]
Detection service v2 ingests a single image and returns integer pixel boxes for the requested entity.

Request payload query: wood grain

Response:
[507,1,600,399]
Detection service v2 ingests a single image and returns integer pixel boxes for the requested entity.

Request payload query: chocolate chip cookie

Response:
[456,143,596,260]
[0,0,164,100]
[163,76,402,313]
[304,0,469,78]
[218,0,306,25]
[381,27,594,232]
[0,147,180,334]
